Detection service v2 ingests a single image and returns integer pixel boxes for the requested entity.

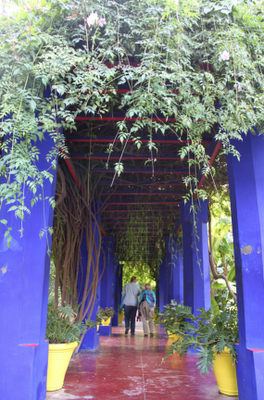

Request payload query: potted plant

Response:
[96,307,115,326]
[160,300,192,340]
[118,305,124,324]
[46,302,95,391]
[153,306,160,325]
[162,300,239,396]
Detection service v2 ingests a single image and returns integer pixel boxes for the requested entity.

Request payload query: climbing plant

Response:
[1,0,264,226]
[121,260,156,290]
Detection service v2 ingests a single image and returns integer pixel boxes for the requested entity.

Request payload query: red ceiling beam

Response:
[196,140,221,193]
[102,208,179,213]
[101,191,186,196]
[71,153,191,161]
[75,116,178,122]
[86,168,192,174]
[66,136,212,144]
[96,180,185,186]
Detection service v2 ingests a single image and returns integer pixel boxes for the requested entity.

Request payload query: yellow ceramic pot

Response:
[47,341,78,391]
[167,330,181,342]
[101,317,111,326]
[213,347,238,396]
[118,313,124,324]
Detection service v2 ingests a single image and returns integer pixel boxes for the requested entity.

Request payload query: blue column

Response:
[166,237,184,304]
[112,258,122,327]
[0,135,58,399]
[100,238,115,310]
[226,132,264,400]
[155,268,160,307]
[180,199,210,316]
[78,206,101,351]
[98,238,115,335]
[158,256,169,312]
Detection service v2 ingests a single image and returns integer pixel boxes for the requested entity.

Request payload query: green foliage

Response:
[163,301,239,376]
[153,306,160,325]
[115,210,171,264]
[96,306,115,324]
[1,0,264,252]
[122,260,156,290]
[46,302,95,344]
[210,191,235,275]
[160,300,192,329]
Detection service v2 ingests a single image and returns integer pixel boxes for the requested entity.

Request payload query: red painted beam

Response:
[96,180,185,186]
[65,136,212,144]
[102,208,179,213]
[196,140,221,193]
[60,149,82,191]
[71,153,190,161]
[86,168,192,174]
[101,191,185,196]
[75,116,177,122]
[99,226,107,237]
[105,201,180,205]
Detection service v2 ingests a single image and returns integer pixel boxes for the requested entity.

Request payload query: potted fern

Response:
[96,307,115,326]
[162,300,239,396]
[46,302,95,391]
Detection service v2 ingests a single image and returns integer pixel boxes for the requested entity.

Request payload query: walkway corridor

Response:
[46,325,239,400]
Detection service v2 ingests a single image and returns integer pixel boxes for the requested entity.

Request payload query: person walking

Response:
[122,276,141,335]
[139,283,156,337]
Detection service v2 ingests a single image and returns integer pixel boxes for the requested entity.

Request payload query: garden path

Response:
[46,324,238,400]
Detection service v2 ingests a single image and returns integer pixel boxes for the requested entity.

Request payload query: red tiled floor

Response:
[46,324,239,399]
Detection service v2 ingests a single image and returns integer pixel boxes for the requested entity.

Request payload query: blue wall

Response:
[158,257,169,312]
[166,237,184,304]
[226,132,264,400]
[112,257,122,327]
[180,199,210,316]
[0,132,58,399]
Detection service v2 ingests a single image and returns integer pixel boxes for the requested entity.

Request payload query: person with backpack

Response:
[139,283,156,337]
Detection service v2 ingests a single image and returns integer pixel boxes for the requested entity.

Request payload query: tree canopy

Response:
[1,0,264,221]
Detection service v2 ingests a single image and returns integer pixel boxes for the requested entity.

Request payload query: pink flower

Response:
[157,244,160,249]
[99,18,106,26]
[238,85,242,91]
[87,12,99,27]
[220,50,230,61]
[25,25,29,30]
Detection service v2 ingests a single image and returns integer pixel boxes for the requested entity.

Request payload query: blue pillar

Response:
[166,237,184,304]
[180,199,210,316]
[78,207,101,351]
[226,132,264,400]
[158,256,169,312]
[112,258,122,327]
[155,268,160,307]
[0,134,58,399]
[98,237,115,335]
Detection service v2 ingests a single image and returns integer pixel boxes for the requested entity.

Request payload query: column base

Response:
[0,340,48,400]
[236,344,264,400]
[98,325,112,336]
[112,313,118,327]
[79,327,99,351]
